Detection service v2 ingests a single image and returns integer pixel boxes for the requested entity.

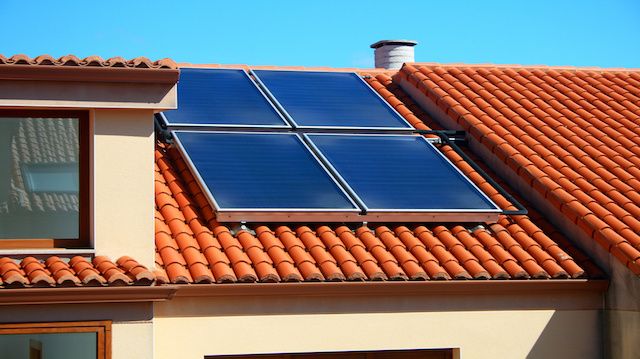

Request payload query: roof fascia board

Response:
[0,280,607,306]
[0,65,179,84]
[0,286,178,306]
[174,280,608,298]
[0,79,177,110]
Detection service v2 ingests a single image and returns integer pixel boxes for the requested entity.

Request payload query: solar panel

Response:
[172,131,360,222]
[160,68,290,128]
[305,134,501,222]
[252,70,413,130]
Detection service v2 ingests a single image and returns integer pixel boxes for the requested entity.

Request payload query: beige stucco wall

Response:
[93,109,155,268]
[112,319,154,359]
[0,80,177,110]
[0,302,154,359]
[154,293,602,359]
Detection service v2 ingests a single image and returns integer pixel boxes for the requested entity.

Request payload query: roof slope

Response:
[397,64,640,274]
[0,255,154,287]
[153,69,599,284]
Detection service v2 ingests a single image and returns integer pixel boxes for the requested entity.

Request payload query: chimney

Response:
[370,40,417,69]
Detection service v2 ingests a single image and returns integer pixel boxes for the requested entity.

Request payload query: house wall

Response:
[93,109,156,268]
[397,77,639,359]
[603,260,640,359]
[0,80,177,110]
[153,291,602,359]
[0,302,154,359]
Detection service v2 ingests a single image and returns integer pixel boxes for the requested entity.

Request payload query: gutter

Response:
[0,286,178,306]
[0,65,179,84]
[0,279,608,306]
[173,279,608,298]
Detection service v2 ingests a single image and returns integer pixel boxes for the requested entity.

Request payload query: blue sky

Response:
[1,0,639,68]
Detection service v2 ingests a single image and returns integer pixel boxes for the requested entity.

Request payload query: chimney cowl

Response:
[370,40,418,49]
[370,39,417,70]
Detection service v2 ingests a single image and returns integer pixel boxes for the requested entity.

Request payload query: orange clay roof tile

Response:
[0,54,176,69]
[151,65,601,284]
[0,255,155,288]
[400,63,640,276]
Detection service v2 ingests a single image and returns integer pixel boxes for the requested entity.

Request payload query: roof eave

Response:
[0,286,178,305]
[173,279,609,298]
[0,65,179,84]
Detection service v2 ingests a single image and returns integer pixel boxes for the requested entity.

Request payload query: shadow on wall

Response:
[156,291,602,317]
[93,109,155,138]
[0,303,152,323]
[604,309,640,359]
[526,310,602,359]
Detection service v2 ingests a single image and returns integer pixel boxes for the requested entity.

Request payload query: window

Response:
[207,348,456,359]
[0,110,89,249]
[0,321,110,359]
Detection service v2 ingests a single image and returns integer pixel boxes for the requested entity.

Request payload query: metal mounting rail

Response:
[415,129,528,216]
[155,117,527,217]
[155,114,174,143]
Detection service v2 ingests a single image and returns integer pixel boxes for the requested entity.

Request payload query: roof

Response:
[0,54,179,84]
[0,255,154,287]
[4,57,634,290]
[397,63,640,274]
[0,54,177,69]
[152,67,601,284]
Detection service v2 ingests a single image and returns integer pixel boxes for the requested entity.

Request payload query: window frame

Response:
[0,320,111,359]
[206,349,455,359]
[0,109,90,249]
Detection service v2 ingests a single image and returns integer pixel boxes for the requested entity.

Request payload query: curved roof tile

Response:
[398,63,640,275]
[0,53,177,69]
[0,255,154,288]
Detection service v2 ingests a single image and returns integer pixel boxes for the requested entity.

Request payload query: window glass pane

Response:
[0,332,96,359]
[0,117,79,239]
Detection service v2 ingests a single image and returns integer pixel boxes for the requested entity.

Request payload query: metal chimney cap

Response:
[370,40,418,49]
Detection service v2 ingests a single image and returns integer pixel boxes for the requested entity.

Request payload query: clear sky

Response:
[1,0,639,68]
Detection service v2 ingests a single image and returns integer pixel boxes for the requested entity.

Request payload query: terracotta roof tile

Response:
[400,63,640,275]
[0,54,177,69]
[0,255,155,289]
[45,256,82,286]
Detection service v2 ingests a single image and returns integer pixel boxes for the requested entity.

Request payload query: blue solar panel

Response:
[172,131,358,215]
[161,68,289,127]
[306,134,500,212]
[252,70,412,129]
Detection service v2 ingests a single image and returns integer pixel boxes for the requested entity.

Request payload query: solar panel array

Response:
[163,68,501,222]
